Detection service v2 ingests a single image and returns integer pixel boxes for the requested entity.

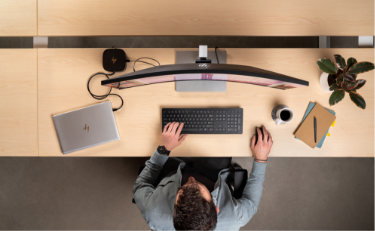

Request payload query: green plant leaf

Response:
[329,89,345,106]
[343,73,357,81]
[353,79,366,90]
[349,91,366,109]
[336,76,344,86]
[348,81,358,90]
[345,57,357,72]
[343,81,357,91]
[317,59,337,74]
[336,69,343,77]
[334,54,346,69]
[329,83,338,91]
[342,82,349,91]
[348,62,374,74]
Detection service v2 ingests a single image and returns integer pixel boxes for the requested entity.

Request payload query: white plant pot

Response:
[320,72,333,93]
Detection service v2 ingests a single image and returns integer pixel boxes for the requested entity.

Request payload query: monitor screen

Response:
[101,63,309,90]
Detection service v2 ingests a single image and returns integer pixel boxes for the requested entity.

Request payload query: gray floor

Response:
[0,37,373,230]
[0,157,373,230]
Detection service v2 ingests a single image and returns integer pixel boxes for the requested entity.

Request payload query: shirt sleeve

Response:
[238,161,267,226]
[132,149,169,213]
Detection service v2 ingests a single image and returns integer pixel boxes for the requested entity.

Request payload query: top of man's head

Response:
[173,184,217,230]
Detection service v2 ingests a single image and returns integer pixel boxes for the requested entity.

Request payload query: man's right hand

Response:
[160,122,188,151]
[250,126,273,163]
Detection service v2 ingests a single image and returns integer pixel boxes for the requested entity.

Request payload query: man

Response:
[133,122,273,230]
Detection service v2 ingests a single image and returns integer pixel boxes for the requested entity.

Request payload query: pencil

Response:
[314,116,317,143]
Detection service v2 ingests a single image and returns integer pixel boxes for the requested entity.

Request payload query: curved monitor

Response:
[101,63,309,90]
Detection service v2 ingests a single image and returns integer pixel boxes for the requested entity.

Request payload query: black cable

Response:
[87,72,124,112]
[133,57,160,72]
[86,55,160,112]
[215,46,220,64]
[134,60,157,67]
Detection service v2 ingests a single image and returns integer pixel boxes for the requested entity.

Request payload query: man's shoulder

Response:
[214,178,248,222]
[143,210,174,230]
[141,180,177,230]
[144,175,179,215]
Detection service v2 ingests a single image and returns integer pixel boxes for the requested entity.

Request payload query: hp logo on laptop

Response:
[199,63,210,68]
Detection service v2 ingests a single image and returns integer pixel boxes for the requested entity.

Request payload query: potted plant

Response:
[317,55,374,109]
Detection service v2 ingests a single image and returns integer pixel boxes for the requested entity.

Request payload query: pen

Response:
[314,116,317,143]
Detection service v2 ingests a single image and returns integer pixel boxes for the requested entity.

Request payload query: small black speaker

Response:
[103,47,126,72]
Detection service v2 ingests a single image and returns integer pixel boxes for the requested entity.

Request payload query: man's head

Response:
[173,177,218,230]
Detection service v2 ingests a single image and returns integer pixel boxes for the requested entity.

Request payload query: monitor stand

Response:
[175,50,227,92]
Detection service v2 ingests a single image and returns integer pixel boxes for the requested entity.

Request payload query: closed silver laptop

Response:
[52,101,120,154]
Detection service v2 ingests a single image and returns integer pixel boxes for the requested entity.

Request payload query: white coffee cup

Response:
[271,105,294,125]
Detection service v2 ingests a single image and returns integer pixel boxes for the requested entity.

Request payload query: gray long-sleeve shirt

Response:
[133,149,267,230]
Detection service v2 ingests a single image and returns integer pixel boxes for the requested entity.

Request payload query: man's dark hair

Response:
[173,184,217,230]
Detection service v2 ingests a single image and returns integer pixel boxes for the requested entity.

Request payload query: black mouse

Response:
[254,127,264,145]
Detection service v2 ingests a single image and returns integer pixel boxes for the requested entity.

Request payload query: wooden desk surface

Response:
[38,48,374,157]
[38,0,374,36]
[0,49,38,156]
[0,0,37,36]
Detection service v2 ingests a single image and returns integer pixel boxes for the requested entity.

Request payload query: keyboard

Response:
[162,108,243,134]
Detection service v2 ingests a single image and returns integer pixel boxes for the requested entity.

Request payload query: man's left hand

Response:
[160,122,188,151]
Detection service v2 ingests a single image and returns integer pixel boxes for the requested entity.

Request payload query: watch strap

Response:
[157,145,170,156]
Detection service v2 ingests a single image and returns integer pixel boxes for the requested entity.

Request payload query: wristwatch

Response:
[157,145,170,156]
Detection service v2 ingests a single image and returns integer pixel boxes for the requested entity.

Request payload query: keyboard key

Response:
[182,128,199,132]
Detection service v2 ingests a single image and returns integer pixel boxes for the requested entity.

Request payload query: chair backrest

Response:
[226,166,248,199]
